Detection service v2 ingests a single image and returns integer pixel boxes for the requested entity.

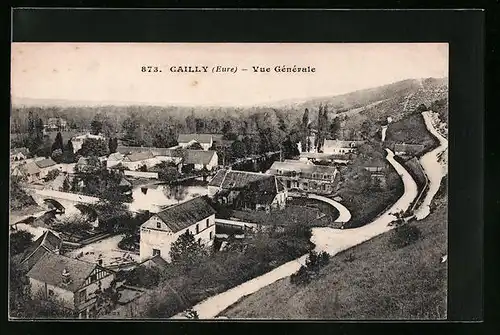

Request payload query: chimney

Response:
[62,268,71,284]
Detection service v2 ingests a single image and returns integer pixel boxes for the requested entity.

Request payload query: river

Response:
[129,181,208,213]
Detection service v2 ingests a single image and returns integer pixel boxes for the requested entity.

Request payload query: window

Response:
[156,222,161,229]
[209,231,213,240]
[79,289,87,302]
[198,238,201,245]
[153,249,160,256]
[48,289,54,296]
[206,218,209,228]
[196,224,199,234]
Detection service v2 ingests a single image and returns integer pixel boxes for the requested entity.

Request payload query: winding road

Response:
[288,192,352,223]
[413,111,448,220]
[172,148,418,319]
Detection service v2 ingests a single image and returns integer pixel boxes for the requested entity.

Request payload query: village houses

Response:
[267,159,339,194]
[322,139,365,156]
[139,196,216,262]
[181,150,219,171]
[15,230,63,272]
[12,157,59,183]
[26,252,116,319]
[46,117,68,131]
[208,169,287,211]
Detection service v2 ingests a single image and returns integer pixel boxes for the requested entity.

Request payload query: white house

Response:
[121,151,157,171]
[106,152,125,169]
[26,252,115,319]
[182,150,218,171]
[177,134,213,151]
[139,196,216,262]
[71,133,106,153]
[322,140,364,155]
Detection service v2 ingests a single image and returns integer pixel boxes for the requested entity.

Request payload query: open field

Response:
[220,190,447,320]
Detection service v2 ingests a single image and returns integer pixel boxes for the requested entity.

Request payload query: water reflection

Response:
[130,181,208,213]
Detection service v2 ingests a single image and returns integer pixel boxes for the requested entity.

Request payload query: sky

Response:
[11,43,448,107]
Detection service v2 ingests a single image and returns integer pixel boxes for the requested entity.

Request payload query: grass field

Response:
[385,113,438,155]
[220,186,447,320]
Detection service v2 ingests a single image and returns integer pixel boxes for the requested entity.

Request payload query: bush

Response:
[389,223,422,249]
[290,251,330,286]
[44,169,60,181]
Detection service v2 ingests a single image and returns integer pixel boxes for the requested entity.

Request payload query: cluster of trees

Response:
[72,161,132,202]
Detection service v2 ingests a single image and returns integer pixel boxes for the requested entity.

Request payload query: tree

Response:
[300,108,310,152]
[169,230,208,265]
[10,230,34,255]
[328,117,340,140]
[51,148,63,163]
[79,138,109,157]
[52,132,64,152]
[90,118,103,135]
[61,217,93,240]
[62,177,70,192]
[44,169,60,181]
[108,137,118,154]
[230,140,246,158]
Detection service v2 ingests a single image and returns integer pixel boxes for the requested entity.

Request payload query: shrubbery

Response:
[290,251,330,286]
[143,221,313,318]
[389,223,421,249]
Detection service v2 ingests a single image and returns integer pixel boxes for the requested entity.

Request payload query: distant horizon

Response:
[12,76,448,109]
[11,43,448,107]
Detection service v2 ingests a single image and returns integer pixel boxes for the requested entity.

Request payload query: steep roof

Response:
[20,230,63,271]
[139,254,168,270]
[208,169,285,205]
[124,151,155,162]
[26,253,98,292]
[35,158,57,169]
[184,150,217,165]
[22,162,41,175]
[153,196,216,233]
[177,134,213,144]
[108,152,124,161]
[209,169,273,189]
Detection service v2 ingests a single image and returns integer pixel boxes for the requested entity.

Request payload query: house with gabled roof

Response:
[208,169,287,211]
[177,134,213,151]
[16,230,63,272]
[267,159,339,194]
[182,150,218,171]
[26,252,115,319]
[12,161,42,183]
[139,196,216,262]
